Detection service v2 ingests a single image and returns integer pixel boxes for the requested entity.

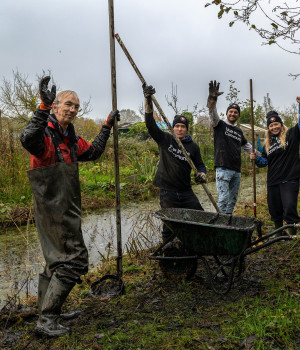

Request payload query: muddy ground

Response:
[0,227,299,350]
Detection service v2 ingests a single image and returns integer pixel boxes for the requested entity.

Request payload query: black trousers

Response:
[267,180,300,224]
[159,189,203,242]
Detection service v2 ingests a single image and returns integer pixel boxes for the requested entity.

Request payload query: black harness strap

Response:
[46,128,65,163]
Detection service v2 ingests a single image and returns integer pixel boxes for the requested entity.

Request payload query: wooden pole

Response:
[250,79,257,217]
[115,33,220,213]
[108,0,122,276]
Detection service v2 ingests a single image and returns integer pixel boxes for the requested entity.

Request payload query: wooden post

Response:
[250,79,257,217]
[108,0,122,276]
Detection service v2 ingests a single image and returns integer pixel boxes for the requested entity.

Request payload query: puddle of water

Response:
[0,173,267,307]
[0,200,162,307]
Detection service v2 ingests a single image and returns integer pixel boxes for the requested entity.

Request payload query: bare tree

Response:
[0,69,92,124]
[165,83,180,114]
[119,108,141,123]
[205,1,300,76]
[263,92,273,114]
[165,82,206,120]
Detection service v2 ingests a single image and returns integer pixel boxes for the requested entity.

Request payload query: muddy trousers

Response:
[159,189,203,242]
[267,180,300,224]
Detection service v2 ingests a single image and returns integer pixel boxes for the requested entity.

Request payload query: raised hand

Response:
[39,76,56,109]
[142,83,156,99]
[206,80,223,109]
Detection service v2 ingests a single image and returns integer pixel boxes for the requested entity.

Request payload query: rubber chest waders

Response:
[27,162,88,284]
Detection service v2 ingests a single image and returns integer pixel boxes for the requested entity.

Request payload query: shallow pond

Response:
[0,173,267,307]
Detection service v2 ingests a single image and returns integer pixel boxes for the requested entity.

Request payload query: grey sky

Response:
[0,0,299,122]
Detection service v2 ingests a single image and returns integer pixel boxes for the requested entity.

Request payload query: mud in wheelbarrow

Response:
[150,208,298,295]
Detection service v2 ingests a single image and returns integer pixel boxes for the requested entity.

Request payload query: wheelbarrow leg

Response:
[199,255,240,295]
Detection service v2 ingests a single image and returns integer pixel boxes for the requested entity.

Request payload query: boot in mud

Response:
[37,273,82,320]
[287,226,297,237]
[35,274,74,337]
[274,220,286,237]
[37,273,50,313]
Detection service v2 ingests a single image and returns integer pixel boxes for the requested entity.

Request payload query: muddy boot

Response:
[35,274,74,337]
[287,226,297,237]
[37,274,50,313]
[37,273,81,320]
[274,220,284,237]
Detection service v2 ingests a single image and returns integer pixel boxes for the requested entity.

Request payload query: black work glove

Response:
[142,82,156,100]
[104,110,120,129]
[206,80,223,109]
[143,83,155,114]
[39,76,56,110]
[194,172,206,184]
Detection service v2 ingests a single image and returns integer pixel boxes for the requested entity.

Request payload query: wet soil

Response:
[0,234,299,350]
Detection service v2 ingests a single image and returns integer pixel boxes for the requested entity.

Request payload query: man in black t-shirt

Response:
[143,84,207,242]
[207,81,252,214]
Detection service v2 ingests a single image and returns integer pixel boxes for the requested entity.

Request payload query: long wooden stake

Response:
[250,79,257,217]
[108,0,122,276]
[115,33,220,213]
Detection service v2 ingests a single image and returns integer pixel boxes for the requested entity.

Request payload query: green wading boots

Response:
[37,273,50,313]
[35,274,75,337]
[37,273,82,321]
[287,226,297,236]
[274,220,285,237]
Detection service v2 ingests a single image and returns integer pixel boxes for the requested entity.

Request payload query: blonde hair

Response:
[54,90,80,106]
[264,124,288,153]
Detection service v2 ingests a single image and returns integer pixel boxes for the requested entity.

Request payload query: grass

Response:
[1,194,299,350]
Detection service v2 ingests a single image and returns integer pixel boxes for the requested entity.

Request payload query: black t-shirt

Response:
[213,120,247,172]
[145,112,206,192]
[262,124,300,186]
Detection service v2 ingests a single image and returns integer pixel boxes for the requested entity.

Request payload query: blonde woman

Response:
[250,98,300,235]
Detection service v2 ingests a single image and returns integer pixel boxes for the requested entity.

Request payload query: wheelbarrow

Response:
[150,208,299,295]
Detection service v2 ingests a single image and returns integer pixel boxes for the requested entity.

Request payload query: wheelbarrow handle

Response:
[243,224,295,256]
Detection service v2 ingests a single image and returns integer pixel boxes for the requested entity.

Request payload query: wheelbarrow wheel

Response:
[159,241,197,280]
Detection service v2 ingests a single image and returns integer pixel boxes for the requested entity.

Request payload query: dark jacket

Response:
[254,122,300,186]
[145,112,206,192]
[20,109,110,169]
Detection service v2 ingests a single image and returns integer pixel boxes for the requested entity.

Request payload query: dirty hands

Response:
[104,110,120,129]
[143,83,155,114]
[207,80,223,109]
[39,76,56,110]
[142,83,156,100]
[194,172,206,184]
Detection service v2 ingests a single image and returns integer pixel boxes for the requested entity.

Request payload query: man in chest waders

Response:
[20,76,120,337]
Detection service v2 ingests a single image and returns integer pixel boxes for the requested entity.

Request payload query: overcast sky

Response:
[1,0,299,122]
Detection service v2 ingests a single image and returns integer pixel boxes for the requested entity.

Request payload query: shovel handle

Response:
[115,33,220,213]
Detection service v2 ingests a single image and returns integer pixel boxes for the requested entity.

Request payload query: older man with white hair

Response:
[20,76,119,337]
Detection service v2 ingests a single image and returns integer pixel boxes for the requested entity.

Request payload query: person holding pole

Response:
[142,83,207,243]
[207,80,252,214]
[20,76,120,337]
[250,99,300,235]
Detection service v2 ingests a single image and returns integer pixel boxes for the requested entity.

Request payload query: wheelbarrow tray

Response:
[154,208,259,256]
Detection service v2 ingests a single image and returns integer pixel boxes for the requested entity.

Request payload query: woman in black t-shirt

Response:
[250,98,300,235]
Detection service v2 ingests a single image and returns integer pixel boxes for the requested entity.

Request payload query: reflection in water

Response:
[0,173,267,307]
[0,201,162,307]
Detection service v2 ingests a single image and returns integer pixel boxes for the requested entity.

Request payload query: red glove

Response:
[104,110,120,129]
